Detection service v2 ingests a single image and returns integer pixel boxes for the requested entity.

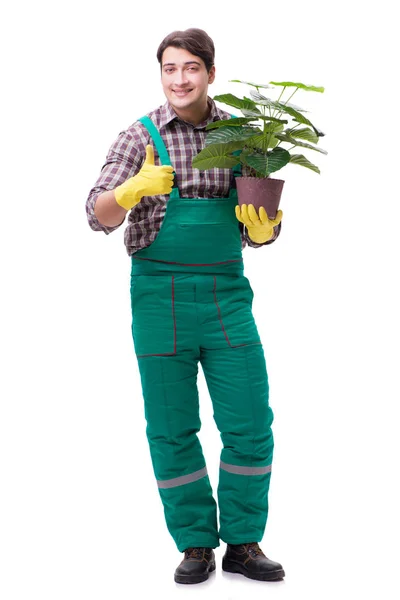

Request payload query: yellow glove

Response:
[114,145,174,210]
[235,204,283,243]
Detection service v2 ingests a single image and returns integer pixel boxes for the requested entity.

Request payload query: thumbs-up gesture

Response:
[114,145,175,211]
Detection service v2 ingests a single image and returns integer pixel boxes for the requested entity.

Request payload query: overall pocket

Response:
[175,223,242,264]
[130,276,177,357]
[213,275,261,348]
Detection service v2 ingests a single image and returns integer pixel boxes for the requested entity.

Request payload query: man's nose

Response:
[174,69,189,85]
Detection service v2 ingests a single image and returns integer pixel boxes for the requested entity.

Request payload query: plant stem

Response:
[272,86,285,120]
[287,122,302,134]
[284,88,298,105]
[263,103,267,149]
[277,86,286,103]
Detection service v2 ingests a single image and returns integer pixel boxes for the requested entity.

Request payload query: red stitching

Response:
[213,275,232,347]
[213,276,261,349]
[132,256,242,266]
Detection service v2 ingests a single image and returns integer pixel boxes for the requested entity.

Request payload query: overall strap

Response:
[139,115,179,198]
[138,116,172,166]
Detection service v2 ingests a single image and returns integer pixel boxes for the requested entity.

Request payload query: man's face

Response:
[161,46,215,116]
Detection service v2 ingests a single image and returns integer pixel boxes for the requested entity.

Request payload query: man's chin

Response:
[170,98,194,111]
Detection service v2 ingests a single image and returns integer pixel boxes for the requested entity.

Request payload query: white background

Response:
[1,1,399,598]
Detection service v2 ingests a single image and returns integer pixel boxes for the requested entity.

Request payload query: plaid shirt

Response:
[86,98,280,255]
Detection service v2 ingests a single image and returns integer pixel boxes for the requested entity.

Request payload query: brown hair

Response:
[157,28,215,73]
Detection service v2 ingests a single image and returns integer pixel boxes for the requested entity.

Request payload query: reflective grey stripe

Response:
[220,461,272,475]
[157,467,207,489]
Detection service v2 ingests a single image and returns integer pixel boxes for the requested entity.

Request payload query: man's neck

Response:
[173,100,211,126]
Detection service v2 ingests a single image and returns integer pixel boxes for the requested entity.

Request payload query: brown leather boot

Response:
[222,542,285,581]
[174,547,216,584]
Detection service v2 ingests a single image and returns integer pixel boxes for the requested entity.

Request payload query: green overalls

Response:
[130,116,274,552]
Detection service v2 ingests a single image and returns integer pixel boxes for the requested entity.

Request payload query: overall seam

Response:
[213,276,262,349]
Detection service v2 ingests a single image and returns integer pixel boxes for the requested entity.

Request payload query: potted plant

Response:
[192,80,327,218]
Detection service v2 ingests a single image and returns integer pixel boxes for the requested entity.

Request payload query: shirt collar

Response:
[159,97,224,130]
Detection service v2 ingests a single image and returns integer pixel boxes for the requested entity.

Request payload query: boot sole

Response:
[222,559,285,581]
[174,561,216,584]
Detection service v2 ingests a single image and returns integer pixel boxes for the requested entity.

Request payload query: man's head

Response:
[157,28,215,73]
[157,28,216,123]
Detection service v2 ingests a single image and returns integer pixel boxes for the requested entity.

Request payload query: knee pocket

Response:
[213,276,261,348]
[131,276,176,357]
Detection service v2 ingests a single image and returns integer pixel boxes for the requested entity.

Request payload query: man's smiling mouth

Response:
[173,89,193,96]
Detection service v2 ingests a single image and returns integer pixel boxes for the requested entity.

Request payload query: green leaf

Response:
[250,115,288,124]
[289,154,320,173]
[206,117,257,130]
[192,142,243,170]
[246,121,284,150]
[256,115,288,124]
[269,81,325,93]
[250,90,308,112]
[241,108,264,118]
[241,147,291,177]
[248,90,270,104]
[274,132,328,154]
[244,133,280,151]
[285,127,319,144]
[213,94,259,111]
[264,116,288,123]
[264,121,285,133]
[285,102,308,112]
[275,103,322,136]
[205,126,259,146]
[294,120,325,137]
[243,94,322,137]
[229,80,273,89]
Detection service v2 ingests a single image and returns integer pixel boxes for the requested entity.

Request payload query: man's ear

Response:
[208,66,216,84]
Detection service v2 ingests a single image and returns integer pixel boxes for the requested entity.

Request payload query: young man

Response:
[86,28,284,584]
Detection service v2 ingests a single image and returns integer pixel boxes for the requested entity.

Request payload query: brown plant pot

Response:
[236,177,285,219]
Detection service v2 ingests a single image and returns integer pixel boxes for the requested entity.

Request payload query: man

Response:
[86,28,284,584]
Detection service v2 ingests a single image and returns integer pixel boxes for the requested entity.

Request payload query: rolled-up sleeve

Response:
[85,129,143,234]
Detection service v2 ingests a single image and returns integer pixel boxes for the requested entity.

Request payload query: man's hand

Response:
[235,204,283,244]
[114,145,174,211]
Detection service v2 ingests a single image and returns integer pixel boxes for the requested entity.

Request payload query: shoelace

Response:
[245,543,265,557]
[185,547,204,560]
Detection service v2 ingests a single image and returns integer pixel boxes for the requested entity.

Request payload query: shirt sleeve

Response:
[85,129,144,234]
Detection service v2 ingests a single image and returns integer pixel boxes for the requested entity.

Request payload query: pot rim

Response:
[235,176,285,183]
